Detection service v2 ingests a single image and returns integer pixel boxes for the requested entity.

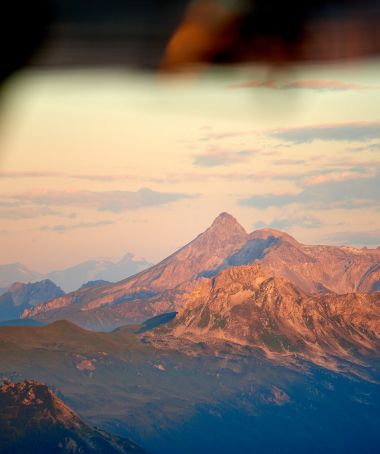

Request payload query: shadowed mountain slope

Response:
[0,380,148,453]
[21,213,380,330]
[0,319,380,454]
[0,280,64,322]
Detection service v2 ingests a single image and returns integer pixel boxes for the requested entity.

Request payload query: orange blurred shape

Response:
[161,0,380,72]
[161,0,238,72]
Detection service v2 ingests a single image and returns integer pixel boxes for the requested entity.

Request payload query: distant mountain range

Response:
[23,212,380,330]
[0,253,152,293]
[0,263,42,290]
[0,280,64,322]
[0,380,148,453]
[46,253,152,292]
[1,212,379,453]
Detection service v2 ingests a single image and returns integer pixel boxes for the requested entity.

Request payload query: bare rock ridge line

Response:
[150,264,380,368]
[21,212,380,331]
[21,212,249,322]
[0,380,148,453]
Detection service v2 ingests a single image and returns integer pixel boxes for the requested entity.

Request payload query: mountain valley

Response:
[0,318,379,453]
[0,213,379,453]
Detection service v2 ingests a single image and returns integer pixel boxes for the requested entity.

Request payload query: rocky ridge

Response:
[0,380,147,453]
[149,264,380,369]
[21,213,380,330]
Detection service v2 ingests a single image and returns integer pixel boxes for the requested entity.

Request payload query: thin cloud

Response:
[228,79,377,91]
[349,142,380,152]
[4,188,197,213]
[0,171,63,179]
[0,207,72,220]
[240,193,298,209]
[273,159,306,166]
[254,215,323,230]
[38,220,115,233]
[282,80,376,91]
[228,80,277,89]
[1,171,139,183]
[302,168,377,186]
[321,230,380,247]
[199,131,253,141]
[239,171,380,210]
[147,166,377,185]
[270,121,380,144]
[70,174,136,182]
[193,150,255,167]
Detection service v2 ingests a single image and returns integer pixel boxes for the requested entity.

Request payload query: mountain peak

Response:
[249,227,299,245]
[9,282,25,292]
[211,212,246,233]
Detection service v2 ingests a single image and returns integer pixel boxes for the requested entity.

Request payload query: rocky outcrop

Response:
[79,280,112,290]
[0,380,148,453]
[254,232,380,294]
[155,264,380,365]
[216,228,380,294]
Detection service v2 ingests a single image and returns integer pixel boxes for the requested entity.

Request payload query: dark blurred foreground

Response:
[1,0,380,82]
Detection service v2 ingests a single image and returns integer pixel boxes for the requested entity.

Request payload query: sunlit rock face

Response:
[21,213,380,330]
[158,263,380,366]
